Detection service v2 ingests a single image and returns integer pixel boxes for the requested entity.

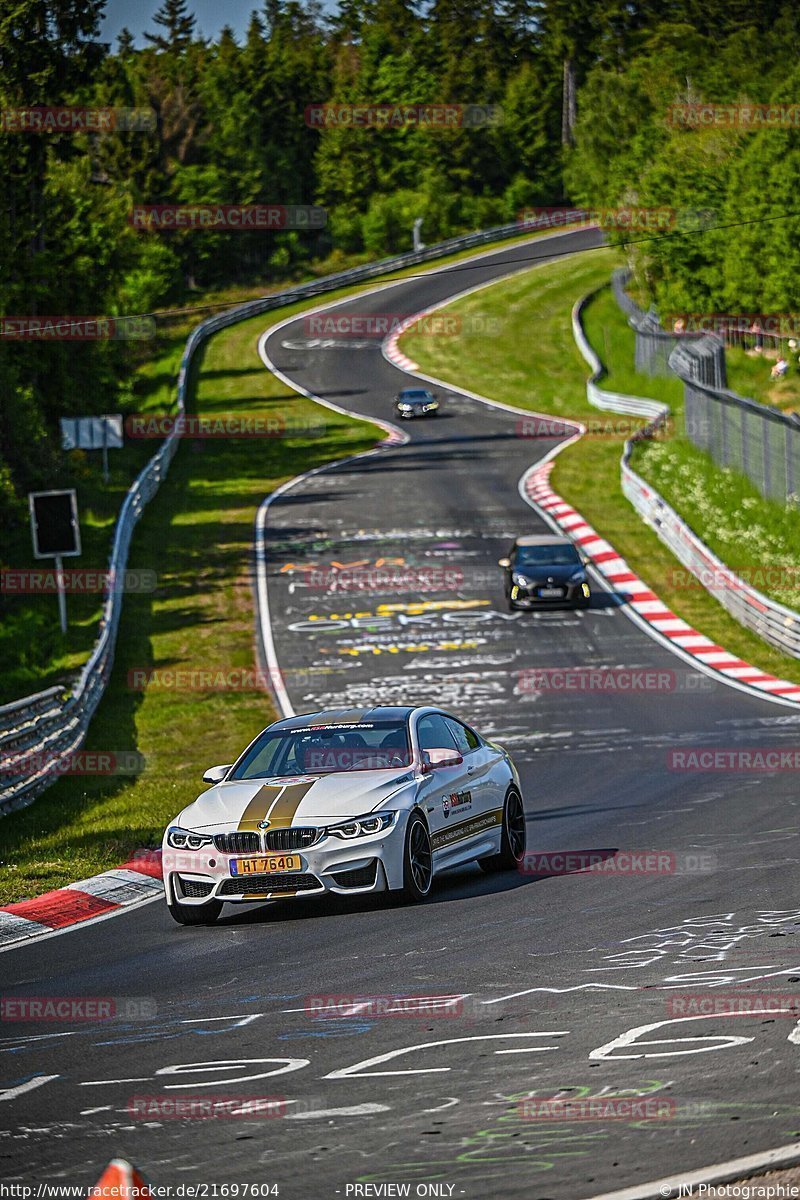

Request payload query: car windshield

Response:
[401,391,430,400]
[230,721,412,779]
[514,544,580,566]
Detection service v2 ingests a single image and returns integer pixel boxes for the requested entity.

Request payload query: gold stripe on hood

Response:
[237,780,316,831]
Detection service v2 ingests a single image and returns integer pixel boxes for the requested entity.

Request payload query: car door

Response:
[443,717,504,853]
[414,712,472,862]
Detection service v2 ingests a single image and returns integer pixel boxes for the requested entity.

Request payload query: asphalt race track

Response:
[4,229,800,1199]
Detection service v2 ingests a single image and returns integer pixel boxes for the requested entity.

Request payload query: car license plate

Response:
[231,855,302,875]
[538,586,564,598]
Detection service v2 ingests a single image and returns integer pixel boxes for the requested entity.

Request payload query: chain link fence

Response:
[612,268,726,386]
[613,269,800,505]
[669,341,800,504]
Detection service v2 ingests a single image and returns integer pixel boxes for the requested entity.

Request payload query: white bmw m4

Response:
[162,705,526,924]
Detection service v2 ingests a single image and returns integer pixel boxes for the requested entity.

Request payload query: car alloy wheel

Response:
[398,812,433,901]
[478,788,526,873]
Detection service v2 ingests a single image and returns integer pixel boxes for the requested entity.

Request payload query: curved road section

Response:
[3,230,800,1199]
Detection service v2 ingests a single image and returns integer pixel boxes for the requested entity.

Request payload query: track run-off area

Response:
[3,229,800,1200]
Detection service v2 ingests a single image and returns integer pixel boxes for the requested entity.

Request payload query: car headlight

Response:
[512,573,529,586]
[325,812,397,839]
[397,403,412,410]
[167,826,212,850]
[568,570,586,583]
[581,582,591,597]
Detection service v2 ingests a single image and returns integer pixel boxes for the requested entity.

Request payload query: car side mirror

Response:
[498,557,511,569]
[421,748,464,773]
[202,764,232,785]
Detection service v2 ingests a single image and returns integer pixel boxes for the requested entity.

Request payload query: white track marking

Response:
[590,1014,757,1060]
[584,1141,800,1200]
[286,1103,390,1119]
[157,1057,309,1087]
[323,1033,568,1079]
[0,1075,59,1102]
[80,1077,151,1086]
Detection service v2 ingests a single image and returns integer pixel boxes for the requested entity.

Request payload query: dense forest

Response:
[1,0,799,526]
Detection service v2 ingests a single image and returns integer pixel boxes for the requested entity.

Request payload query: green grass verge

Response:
[0,224,578,707]
[723,344,800,414]
[400,251,800,688]
[0,309,378,904]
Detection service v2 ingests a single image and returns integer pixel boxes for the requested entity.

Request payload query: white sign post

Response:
[60,414,124,482]
[28,490,81,634]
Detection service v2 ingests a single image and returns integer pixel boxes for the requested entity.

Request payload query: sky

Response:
[100,1,286,48]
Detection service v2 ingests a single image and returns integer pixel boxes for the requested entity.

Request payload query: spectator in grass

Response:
[771,356,789,379]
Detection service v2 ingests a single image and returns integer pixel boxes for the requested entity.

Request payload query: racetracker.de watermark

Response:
[305,994,469,1019]
[0,996,156,1021]
[128,667,297,692]
[306,566,464,593]
[0,106,155,132]
[129,205,326,230]
[304,102,503,129]
[667,313,800,336]
[517,1096,676,1121]
[303,312,501,337]
[127,1095,286,1120]
[666,994,800,1017]
[668,102,800,128]
[1,569,156,594]
[667,566,800,592]
[516,415,665,439]
[519,850,717,876]
[0,315,155,340]
[125,413,325,438]
[667,749,800,771]
[517,206,715,233]
[517,667,715,693]
[0,751,145,779]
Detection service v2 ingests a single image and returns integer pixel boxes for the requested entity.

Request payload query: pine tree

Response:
[144,0,197,55]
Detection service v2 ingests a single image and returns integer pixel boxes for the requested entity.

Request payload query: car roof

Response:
[399,388,431,396]
[514,534,574,547]
[269,706,416,731]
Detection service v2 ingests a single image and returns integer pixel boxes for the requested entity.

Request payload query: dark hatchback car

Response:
[499,534,591,610]
[394,387,440,418]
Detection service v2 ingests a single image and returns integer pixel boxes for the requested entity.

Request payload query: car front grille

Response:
[330,862,378,888]
[213,832,260,854]
[179,877,214,898]
[264,827,319,851]
[219,873,321,896]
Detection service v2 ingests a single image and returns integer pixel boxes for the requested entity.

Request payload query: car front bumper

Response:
[510,582,590,607]
[162,822,408,905]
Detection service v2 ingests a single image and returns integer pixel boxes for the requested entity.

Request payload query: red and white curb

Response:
[385,315,421,371]
[524,461,800,703]
[0,852,163,952]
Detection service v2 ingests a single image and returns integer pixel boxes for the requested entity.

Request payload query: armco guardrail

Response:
[572,292,667,424]
[0,216,549,816]
[573,288,800,660]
